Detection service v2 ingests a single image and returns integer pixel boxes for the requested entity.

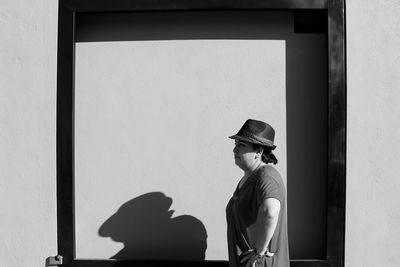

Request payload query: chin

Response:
[234,162,244,169]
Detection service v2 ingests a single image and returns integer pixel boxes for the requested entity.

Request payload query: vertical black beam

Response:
[326,1,346,267]
[57,1,75,266]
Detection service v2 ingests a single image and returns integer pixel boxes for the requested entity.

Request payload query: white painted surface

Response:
[0,0,58,267]
[346,1,400,266]
[2,0,400,266]
[74,40,286,260]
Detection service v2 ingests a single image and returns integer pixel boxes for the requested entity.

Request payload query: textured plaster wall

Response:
[1,0,400,266]
[0,0,58,266]
[346,1,400,266]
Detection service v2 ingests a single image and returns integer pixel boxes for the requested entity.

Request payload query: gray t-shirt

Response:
[226,165,289,267]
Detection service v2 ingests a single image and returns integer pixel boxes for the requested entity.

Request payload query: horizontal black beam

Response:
[62,0,327,12]
[72,260,228,267]
[71,259,329,267]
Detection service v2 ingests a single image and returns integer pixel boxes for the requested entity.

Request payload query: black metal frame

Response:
[56,0,346,266]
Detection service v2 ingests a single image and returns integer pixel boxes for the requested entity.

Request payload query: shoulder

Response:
[257,165,283,186]
[255,165,285,201]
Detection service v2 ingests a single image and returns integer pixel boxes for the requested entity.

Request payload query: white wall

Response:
[74,40,286,260]
[345,1,400,266]
[0,0,58,267]
[2,0,400,266]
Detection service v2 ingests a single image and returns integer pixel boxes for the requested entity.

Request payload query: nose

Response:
[233,146,238,154]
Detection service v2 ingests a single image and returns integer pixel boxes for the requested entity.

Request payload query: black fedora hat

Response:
[229,119,276,149]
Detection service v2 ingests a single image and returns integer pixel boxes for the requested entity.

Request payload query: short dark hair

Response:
[253,144,278,165]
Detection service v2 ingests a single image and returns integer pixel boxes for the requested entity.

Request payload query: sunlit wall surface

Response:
[74,39,287,260]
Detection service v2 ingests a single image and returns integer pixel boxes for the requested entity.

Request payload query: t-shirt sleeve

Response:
[257,176,283,207]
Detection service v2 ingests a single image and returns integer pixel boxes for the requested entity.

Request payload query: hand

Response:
[239,250,257,267]
[240,249,275,267]
[238,250,260,267]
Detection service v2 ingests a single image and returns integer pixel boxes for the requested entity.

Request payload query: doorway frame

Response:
[56,0,346,266]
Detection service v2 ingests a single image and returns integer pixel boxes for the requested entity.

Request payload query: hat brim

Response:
[229,134,276,149]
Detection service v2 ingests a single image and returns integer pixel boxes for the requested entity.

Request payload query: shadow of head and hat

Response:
[98,192,208,261]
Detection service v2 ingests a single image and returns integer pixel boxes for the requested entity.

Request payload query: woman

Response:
[226,119,289,267]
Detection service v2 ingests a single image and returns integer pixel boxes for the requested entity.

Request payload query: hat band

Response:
[238,131,274,147]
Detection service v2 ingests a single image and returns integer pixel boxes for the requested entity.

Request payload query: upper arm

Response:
[257,176,283,209]
[259,198,281,219]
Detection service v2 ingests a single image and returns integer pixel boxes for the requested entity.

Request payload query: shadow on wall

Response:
[98,192,208,260]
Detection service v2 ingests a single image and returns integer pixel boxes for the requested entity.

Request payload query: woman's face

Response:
[233,140,258,171]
